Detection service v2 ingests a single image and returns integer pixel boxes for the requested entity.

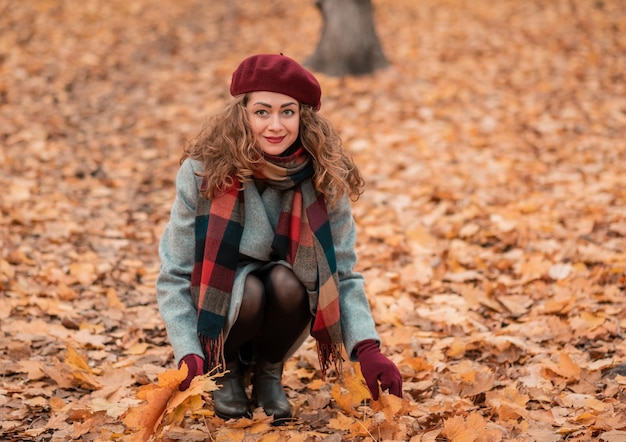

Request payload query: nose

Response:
[268,114,282,131]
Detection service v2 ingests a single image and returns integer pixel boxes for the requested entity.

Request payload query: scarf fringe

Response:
[199,333,226,374]
[317,342,344,380]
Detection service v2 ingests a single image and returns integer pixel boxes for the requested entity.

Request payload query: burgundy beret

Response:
[230,54,321,110]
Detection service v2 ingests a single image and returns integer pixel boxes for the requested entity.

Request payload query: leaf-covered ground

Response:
[1,0,626,441]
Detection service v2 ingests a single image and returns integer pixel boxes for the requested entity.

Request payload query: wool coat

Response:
[156,158,380,366]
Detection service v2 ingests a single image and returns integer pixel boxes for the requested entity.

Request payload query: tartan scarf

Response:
[191,146,343,377]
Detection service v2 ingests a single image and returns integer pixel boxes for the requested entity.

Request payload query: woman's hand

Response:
[355,339,402,400]
[178,354,206,391]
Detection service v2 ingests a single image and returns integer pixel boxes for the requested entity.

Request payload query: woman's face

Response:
[246,91,300,155]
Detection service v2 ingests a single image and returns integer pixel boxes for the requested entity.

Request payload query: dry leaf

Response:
[123,365,188,442]
[3,1,626,440]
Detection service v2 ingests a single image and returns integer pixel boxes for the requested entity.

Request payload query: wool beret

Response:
[230,54,321,110]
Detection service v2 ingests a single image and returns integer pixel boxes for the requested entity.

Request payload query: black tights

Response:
[223,265,311,364]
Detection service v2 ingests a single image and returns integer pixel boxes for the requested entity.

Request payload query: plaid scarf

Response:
[191,146,343,377]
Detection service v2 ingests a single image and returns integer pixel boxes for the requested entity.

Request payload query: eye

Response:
[282,109,296,117]
[254,109,269,117]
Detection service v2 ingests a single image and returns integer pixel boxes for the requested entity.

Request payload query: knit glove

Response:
[355,339,402,400]
[178,354,206,391]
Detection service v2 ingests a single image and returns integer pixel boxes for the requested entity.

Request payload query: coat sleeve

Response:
[156,159,205,364]
[328,196,380,361]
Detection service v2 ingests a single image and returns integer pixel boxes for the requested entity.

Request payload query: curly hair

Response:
[181,95,364,207]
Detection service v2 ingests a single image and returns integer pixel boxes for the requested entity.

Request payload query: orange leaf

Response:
[346,364,373,403]
[442,415,478,442]
[162,371,219,425]
[442,413,503,442]
[65,345,93,373]
[485,383,529,420]
[68,261,99,285]
[63,345,102,390]
[331,383,361,418]
[123,365,188,442]
[542,351,581,383]
[446,337,467,359]
[106,287,125,310]
[371,392,408,423]
[328,413,357,431]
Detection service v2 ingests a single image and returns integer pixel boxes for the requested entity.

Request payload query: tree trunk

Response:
[305,0,389,77]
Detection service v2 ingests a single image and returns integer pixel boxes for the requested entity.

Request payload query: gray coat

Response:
[156,159,379,366]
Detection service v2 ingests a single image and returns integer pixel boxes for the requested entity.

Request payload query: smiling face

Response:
[246,91,300,156]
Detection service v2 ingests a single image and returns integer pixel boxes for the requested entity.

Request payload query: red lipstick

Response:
[265,136,285,144]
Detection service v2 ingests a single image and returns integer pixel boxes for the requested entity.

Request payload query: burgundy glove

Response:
[178,354,206,391]
[355,339,402,400]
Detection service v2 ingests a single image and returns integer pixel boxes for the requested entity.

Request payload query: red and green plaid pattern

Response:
[191,146,343,376]
[191,183,244,371]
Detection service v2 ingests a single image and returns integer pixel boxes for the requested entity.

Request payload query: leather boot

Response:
[253,359,292,422]
[212,360,251,419]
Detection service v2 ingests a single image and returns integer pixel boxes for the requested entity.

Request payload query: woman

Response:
[156,53,402,423]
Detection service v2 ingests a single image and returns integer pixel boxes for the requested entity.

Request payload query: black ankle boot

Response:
[212,360,251,419]
[253,359,291,422]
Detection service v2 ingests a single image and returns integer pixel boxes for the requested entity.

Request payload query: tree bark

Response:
[305,0,389,77]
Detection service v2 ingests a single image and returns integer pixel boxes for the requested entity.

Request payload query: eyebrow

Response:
[252,101,298,108]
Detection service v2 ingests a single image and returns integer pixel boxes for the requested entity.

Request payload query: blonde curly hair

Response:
[181,94,364,207]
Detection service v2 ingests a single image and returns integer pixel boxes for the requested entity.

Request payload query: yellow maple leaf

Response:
[371,392,407,421]
[442,415,477,442]
[163,394,204,427]
[467,413,503,442]
[345,364,372,403]
[330,364,373,417]
[123,365,188,442]
[331,383,361,418]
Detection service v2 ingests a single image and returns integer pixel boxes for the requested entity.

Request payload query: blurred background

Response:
[1,0,626,440]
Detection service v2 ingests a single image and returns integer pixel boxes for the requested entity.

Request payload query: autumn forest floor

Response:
[1,0,626,441]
